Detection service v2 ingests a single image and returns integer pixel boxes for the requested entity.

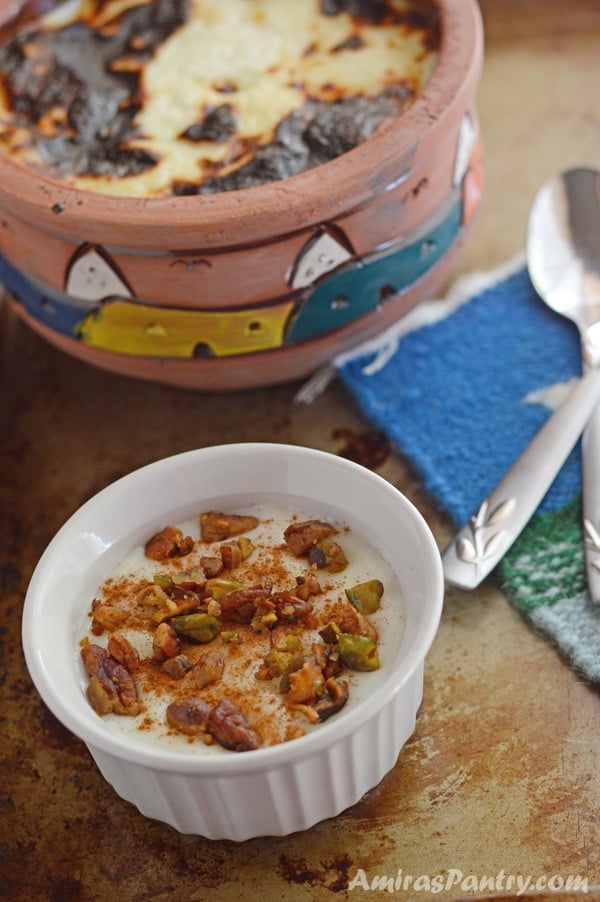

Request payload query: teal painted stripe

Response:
[286,195,463,344]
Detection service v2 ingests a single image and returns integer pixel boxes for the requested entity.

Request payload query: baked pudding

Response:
[0,0,440,197]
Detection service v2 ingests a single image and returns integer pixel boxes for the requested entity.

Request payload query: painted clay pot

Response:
[0,0,484,391]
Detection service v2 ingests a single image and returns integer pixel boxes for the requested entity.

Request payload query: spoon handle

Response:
[443,367,600,590]
[582,398,600,602]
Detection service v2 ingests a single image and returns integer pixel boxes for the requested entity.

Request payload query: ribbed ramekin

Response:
[22,443,443,840]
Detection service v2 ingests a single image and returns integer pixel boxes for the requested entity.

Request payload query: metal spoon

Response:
[443,166,600,590]
[528,166,600,600]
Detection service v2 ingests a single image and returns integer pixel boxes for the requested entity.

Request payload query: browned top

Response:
[0,0,482,249]
[0,0,439,197]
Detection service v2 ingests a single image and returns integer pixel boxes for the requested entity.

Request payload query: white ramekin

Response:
[22,443,443,840]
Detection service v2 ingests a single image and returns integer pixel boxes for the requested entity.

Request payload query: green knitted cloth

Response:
[501,498,585,610]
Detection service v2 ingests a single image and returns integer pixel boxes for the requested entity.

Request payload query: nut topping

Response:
[145,525,194,561]
[200,511,259,542]
[206,699,260,752]
[79,507,386,751]
[283,520,335,556]
[166,697,211,736]
[81,644,140,716]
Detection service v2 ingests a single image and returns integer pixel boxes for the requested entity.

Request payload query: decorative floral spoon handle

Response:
[442,367,600,590]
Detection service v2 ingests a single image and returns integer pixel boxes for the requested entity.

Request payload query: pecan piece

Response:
[313,677,349,722]
[90,602,128,635]
[285,658,325,704]
[161,654,192,679]
[294,573,322,600]
[206,698,260,751]
[188,650,224,689]
[81,644,139,716]
[81,643,107,676]
[200,511,259,542]
[219,542,242,571]
[105,666,139,715]
[153,622,182,661]
[272,591,313,623]
[200,555,223,578]
[107,634,139,672]
[145,525,194,561]
[218,585,272,624]
[166,697,211,735]
[283,520,335,556]
[326,601,378,641]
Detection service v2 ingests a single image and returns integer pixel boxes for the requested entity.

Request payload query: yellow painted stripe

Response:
[78,298,294,357]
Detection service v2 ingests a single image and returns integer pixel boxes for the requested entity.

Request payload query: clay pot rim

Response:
[0,0,483,247]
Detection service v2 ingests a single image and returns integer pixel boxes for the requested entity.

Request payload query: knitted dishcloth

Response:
[334,260,600,683]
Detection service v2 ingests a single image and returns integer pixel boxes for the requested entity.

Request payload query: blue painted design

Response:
[0,253,88,334]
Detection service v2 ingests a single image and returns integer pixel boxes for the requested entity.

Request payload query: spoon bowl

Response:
[527,167,600,360]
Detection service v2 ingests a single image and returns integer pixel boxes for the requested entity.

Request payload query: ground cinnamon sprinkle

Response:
[80,506,390,752]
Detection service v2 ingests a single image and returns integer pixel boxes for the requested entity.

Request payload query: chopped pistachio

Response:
[279,653,307,692]
[221,630,242,643]
[205,577,244,599]
[276,635,301,653]
[345,578,384,614]
[308,538,348,573]
[336,632,380,671]
[263,647,298,678]
[170,613,221,644]
[136,583,168,607]
[237,537,255,560]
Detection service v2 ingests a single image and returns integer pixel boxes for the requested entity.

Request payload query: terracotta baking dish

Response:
[0,0,483,390]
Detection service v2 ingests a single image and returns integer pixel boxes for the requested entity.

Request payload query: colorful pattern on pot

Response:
[0,187,467,360]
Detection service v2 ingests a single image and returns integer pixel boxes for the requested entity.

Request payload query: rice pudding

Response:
[78,504,405,754]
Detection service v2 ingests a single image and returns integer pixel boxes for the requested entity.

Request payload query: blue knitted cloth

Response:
[336,262,600,683]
